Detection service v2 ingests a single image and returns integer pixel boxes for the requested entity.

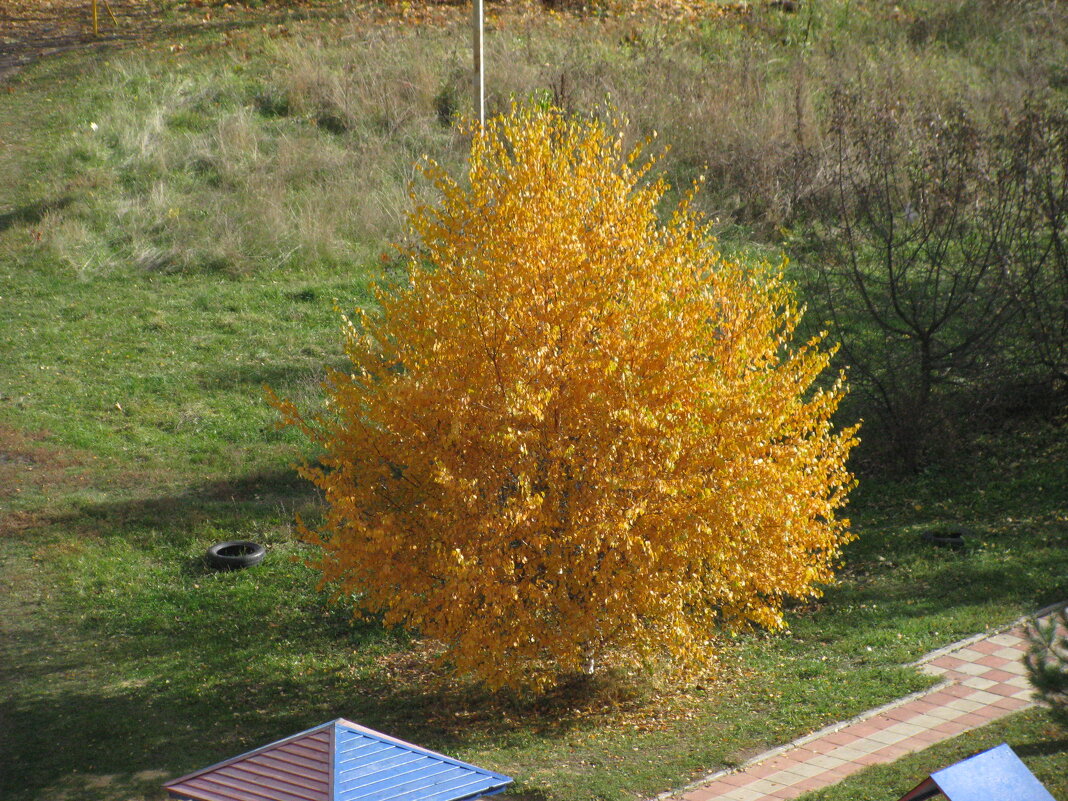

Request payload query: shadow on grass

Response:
[53,466,320,535]
[0,674,448,801]
[840,515,1067,600]
[0,196,71,234]
[1015,735,1068,758]
[780,518,1068,671]
[0,603,584,801]
[6,430,1062,801]
[0,662,557,801]
[196,361,332,392]
[2,467,618,801]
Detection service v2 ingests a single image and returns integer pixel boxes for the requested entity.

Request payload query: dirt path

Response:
[1,0,162,81]
[0,0,357,82]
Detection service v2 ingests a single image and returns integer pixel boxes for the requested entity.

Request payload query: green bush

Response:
[1024,606,1068,729]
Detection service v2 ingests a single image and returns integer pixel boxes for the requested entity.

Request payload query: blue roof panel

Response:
[930,743,1056,801]
[896,743,1057,801]
[332,719,512,801]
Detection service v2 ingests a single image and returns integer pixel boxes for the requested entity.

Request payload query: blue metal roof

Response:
[930,743,1055,801]
[897,743,1055,801]
[332,719,512,801]
[164,718,512,801]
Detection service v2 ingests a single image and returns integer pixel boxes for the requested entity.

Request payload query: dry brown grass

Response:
[20,0,1065,278]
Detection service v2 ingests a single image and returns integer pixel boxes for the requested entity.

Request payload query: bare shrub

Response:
[803,82,1023,469]
[998,102,1068,392]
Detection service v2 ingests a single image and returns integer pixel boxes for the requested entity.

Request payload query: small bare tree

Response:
[806,86,1022,469]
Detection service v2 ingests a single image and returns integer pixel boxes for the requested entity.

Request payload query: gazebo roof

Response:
[897,743,1055,801]
[164,718,512,801]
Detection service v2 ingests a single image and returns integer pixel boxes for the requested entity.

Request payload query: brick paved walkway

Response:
[660,604,1065,801]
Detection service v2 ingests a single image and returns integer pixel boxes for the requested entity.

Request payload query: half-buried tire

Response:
[921,528,968,549]
[206,540,266,570]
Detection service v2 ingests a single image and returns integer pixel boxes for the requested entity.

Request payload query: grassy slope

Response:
[1,5,1066,801]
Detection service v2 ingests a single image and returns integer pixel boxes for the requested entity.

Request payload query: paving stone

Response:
[989,633,1024,646]
[982,667,1021,682]
[867,728,910,746]
[957,710,993,726]
[815,739,858,751]
[931,719,970,735]
[724,785,770,801]
[824,745,871,762]
[745,779,791,796]
[805,754,848,770]
[767,788,802,800]
[953,660,996,676]
[975,653,1013,668]
[945,697,986,713]
[873,742,913,759]
[991,695,1030,711]
[998,660,1030,676]
[847,722,881,736]
[717,772,754,787]
[903,713,948,730]
[960,675,998,690]
[958,688,1005,704]
[775,761,825,780]
[745,762,785,780]
[943,683,975,698]
[925,704,964,722]
[909,728,946,746]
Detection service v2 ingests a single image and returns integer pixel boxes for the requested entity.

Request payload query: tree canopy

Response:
[272,104,859,692]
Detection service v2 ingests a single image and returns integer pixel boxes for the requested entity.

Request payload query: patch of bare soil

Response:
[0,425,77,490]
[0,425,89,532]
[1,0,161,80]
[0,0,354,82]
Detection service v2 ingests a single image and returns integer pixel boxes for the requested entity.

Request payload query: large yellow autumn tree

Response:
[273,104,858,692]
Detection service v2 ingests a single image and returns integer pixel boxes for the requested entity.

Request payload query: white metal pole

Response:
[472,0,485,127]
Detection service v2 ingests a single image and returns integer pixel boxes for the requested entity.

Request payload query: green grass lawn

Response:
[1,3,1067,800]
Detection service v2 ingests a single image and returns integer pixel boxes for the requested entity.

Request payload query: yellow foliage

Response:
[272,104,858,693]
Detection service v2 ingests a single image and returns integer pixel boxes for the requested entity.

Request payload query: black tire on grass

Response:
[206,540,266,570]
[921,528,968,549]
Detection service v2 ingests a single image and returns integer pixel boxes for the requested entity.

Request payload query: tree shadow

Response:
[0,196,71,234]
[0,583,585,801]
[193,354,349,394]
[51,466,320,536]
[4,463,638,801]
[1014,735,1068,759]
[812,557,1068,639]
[0,670,558,799]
